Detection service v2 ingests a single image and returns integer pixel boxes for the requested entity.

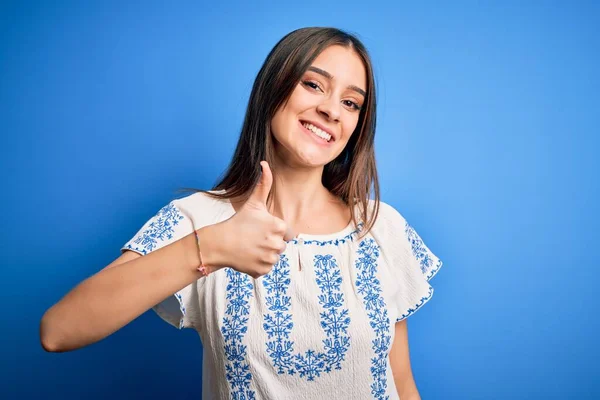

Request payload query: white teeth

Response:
[302,122,332,142]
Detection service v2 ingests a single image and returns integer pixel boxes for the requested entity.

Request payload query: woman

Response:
[40,27,442,400]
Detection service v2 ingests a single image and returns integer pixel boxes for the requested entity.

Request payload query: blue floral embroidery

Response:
[394,221,442,322]
[222,268,256,399]
[355,238,391,400]
[405,221,442,280]
[262,254,351,381]
[394,222,441,322]
[125,202,184,255]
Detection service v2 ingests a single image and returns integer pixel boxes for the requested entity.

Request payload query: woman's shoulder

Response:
[363,198,408,233]
[173,189,228,208]
[374,199,406,221]
[169,189,233,227]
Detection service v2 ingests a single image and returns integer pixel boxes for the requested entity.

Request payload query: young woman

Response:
[40,27,442,400]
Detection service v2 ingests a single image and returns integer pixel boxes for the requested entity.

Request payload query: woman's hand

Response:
[204,161,291,279]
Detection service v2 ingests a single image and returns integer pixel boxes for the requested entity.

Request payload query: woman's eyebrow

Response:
[307,66,366,97]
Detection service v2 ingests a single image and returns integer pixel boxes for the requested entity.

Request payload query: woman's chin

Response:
[293,152,334,169]
[275,143,336,169]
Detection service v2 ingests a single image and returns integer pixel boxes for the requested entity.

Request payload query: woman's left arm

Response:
[389,320,421,400]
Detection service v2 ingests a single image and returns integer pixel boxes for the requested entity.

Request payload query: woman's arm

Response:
[40,163,288,353]
[389,319,421,400]
[39,225,225,353]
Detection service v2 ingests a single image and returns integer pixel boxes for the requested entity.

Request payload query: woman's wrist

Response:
[193,224,229,274]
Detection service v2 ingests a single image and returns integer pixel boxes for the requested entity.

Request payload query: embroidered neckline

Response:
[290,223,364,246]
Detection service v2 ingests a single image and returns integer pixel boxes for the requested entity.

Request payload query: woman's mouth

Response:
[299,121,332,143]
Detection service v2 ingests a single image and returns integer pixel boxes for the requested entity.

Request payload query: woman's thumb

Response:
[247,161,273,207]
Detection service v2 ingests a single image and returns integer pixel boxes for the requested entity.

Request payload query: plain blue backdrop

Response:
[1,1,599,399]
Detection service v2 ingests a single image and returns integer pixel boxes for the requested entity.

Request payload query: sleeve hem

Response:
[152,291,189,330]
[395,285,435,322]
[425,258,443,281]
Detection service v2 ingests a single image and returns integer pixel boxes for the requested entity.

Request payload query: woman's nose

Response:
[316,97,341,122]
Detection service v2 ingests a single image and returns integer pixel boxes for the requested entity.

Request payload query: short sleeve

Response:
[404,220,443,282]
[121,199,200,330]
[373,201,443,322]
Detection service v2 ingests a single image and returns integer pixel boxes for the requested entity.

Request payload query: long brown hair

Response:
[194,27,380,237]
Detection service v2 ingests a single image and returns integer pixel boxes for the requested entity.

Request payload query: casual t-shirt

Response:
[121,191,442,400]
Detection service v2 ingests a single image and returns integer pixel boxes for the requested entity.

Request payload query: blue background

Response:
[2,1,599,399]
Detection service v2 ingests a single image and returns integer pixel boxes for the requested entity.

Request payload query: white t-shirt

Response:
[121,191,442,400]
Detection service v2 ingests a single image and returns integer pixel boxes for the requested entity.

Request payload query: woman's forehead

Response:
[308,46,367,91]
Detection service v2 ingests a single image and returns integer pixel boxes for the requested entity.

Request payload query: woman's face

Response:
[270,45,367,168]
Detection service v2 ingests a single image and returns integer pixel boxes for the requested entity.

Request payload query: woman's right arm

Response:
[41,162,289,353]
[39,225,225,353]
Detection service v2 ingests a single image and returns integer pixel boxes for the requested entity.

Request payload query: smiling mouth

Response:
[300,121,332,142]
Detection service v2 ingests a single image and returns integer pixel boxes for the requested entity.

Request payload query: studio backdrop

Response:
[1,1,598,399]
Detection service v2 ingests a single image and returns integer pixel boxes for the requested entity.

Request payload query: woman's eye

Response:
[302,80,322,91]
[343,100,362,111]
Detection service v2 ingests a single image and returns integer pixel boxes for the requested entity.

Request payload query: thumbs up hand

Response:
[217,161,291,279]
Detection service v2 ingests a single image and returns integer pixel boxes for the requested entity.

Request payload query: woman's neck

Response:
[269,163,330,220]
